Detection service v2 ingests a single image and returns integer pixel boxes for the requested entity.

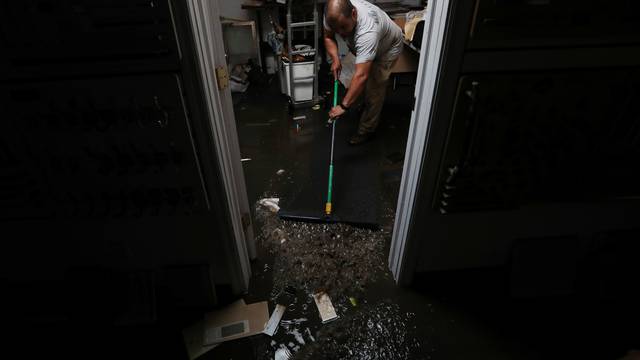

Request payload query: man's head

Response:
[325,0,357,37]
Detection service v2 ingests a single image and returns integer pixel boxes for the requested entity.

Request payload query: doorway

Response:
[193,0,452,290]
[187,0,452,358]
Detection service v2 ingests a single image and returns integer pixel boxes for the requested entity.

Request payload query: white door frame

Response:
[388,0,451,284]
[186,0,255,293]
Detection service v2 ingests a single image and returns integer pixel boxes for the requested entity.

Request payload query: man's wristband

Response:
[339,103,350,111]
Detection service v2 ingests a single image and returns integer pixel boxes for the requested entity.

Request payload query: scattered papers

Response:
[263,304,287,336]
[274,346,293,360]
[313,292,338,323]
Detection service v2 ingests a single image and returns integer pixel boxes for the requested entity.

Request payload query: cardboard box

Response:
[203,299,269,345]
[393,15,407,31]
[391,46,419,73]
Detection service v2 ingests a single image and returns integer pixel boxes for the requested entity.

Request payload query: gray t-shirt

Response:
[324,0,403,65]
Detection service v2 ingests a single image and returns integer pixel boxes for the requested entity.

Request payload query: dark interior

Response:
[2,0,640,359]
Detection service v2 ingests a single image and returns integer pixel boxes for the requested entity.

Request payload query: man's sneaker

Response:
[349,132,374,145]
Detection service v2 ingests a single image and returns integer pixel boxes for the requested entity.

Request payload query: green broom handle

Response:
[333,79,338,108]
[325,80,339,215]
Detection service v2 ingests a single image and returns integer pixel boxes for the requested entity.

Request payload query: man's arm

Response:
[324,28,339,63]
[324,28,342,80]
[328,61,372,119]
[342,61,372,108]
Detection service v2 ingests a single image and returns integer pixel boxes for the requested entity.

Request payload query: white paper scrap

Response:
[258,198,280,213]
[263,304,287,336]
[313,292,338,323]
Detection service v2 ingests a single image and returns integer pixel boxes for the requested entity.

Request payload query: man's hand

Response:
[329,105,346,119]
[331,59,342,81]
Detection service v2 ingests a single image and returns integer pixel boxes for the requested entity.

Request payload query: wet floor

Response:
[205,73,639,360]
[206,72,429,359]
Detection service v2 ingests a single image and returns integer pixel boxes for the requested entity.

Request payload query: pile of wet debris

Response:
[179,197,424,360]
[256,198,388,299]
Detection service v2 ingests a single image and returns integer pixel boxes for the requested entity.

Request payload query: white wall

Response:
[217,1,273,41]
[219,0,253,20]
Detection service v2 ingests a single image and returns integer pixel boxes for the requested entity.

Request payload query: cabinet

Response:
[1,75,208,220]
[437,69,640,213]
[468,0,640,49]
[412,0,640,272]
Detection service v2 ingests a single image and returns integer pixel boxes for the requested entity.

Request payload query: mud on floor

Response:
[250,172,424,359]
[255,202,389,300]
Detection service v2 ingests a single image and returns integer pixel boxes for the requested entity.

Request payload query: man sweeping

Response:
[324,0,403,145]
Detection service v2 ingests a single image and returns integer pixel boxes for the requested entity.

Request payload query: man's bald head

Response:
[327,0,353,19]
[325,0,356,37]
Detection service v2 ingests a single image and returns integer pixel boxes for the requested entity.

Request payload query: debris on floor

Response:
[264,304,287,336]
[230,75,250,93]
[266,316,315,358]
[230,63,251,93]
[231,64,250,82]
[293,115,306,133]
[293,301,422,360]
[275,346,293,360]
[280,318,309,335]
[258,198,281,213]
[313,292,339,323]
[255,202,387,299]
[203,299,269,345]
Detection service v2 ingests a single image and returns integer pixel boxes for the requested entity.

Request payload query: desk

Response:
[390,13,421,74]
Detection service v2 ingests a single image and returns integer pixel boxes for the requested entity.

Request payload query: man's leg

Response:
[355,62,393,137]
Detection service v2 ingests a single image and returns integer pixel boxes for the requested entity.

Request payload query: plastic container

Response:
[280,59,315,102]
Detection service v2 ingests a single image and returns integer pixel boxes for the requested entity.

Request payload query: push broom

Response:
[277,79,377,228]
[278,80,341,224]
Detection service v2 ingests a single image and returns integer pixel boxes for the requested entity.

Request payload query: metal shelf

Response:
[286,0,319,106]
